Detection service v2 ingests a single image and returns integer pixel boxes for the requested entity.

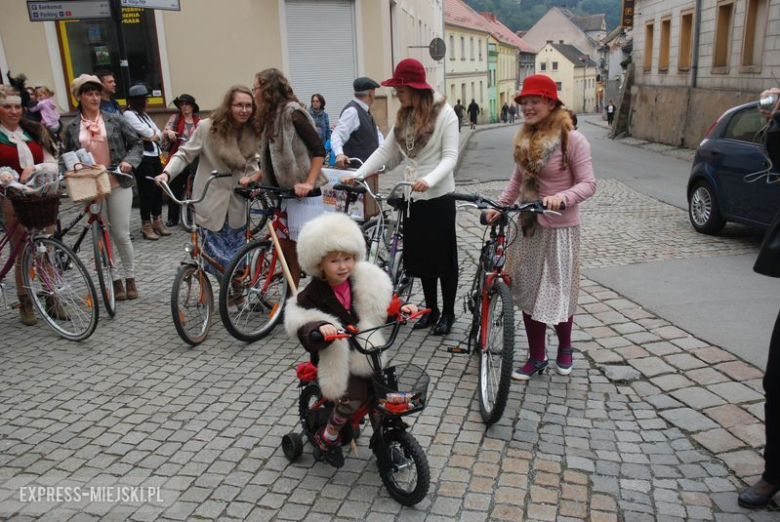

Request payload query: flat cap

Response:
[353,77,380,92]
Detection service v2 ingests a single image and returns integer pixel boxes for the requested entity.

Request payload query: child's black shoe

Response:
[313,428,345,468]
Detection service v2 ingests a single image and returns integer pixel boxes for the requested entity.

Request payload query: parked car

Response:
[687,100,780,234]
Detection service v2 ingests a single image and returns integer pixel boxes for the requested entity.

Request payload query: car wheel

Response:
[689,180,726,235]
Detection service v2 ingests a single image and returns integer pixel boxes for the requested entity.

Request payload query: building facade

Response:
[536,41,598,114]
[522,7,605,58]
[0,0,446,133]
[630,0,780,147]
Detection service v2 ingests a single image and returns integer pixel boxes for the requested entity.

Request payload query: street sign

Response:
[120,0,180,10]
[621,0,635,27]
[27,0,110,21]
[429,37,446,61]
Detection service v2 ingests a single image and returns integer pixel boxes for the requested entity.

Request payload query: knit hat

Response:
[514,74,561,105]
[297,213,366,276]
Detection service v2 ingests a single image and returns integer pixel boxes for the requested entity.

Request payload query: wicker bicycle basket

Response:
[64,163,112,203]
[373,364,429,416]
[9,192,61,230]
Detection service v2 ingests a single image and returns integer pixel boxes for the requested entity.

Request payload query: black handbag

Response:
[754,208,780,278]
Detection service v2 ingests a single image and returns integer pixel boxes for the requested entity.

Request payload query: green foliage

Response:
[463,0,622,32]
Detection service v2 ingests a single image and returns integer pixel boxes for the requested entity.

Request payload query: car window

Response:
[723,107,767,144]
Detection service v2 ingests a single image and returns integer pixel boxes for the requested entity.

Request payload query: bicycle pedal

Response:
[448,346,470,355]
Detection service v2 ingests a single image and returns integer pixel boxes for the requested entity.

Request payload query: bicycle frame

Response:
[476,221,512,350]
[56,202,115,271]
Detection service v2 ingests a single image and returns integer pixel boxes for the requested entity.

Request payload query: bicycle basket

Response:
[9,192,61,230]
[373,364,429,416]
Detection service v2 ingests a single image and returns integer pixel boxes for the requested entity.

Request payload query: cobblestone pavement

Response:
[0,166,776,521]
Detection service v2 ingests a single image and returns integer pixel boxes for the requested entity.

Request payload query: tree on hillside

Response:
[464,0,621,32]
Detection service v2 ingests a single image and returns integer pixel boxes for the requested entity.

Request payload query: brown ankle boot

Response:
[113,279,127,301]
[18,294,38,326]
[141,220,159,241]
[152,216,172,236]
[125,278,138,300]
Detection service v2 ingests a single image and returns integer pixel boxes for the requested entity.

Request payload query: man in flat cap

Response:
[331,77,384,168]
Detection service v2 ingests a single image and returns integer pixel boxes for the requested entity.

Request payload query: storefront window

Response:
[57,8,164,109]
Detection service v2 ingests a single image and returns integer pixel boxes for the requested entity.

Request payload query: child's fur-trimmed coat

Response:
[284,261,393,401]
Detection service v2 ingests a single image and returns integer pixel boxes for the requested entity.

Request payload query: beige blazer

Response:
[164,119,260,231]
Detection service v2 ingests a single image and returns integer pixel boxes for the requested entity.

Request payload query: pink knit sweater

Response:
[496,130,597,228]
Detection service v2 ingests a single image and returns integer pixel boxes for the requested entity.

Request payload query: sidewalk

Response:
[581,115,697,163]
[0,151,773,521]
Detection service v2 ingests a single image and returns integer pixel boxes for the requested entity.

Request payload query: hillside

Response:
[463,0,622,32]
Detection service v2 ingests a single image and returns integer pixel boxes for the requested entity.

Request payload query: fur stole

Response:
[18,118,57,155]
[393,98,445,158]
[512,108,572,237]
[284,262,393,401]
[209,122,261,173]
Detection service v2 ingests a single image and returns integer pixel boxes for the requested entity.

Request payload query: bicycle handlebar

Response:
[150,170,232,206]
[450,192,566,214]
[233,184,322,201]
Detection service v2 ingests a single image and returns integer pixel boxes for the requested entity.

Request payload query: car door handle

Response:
[709,148,722,155]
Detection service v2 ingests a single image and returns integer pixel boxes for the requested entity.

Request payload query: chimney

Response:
[559,40,564,44]
[546,40,553,44]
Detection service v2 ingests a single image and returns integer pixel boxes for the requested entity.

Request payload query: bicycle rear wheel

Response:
[22,236,99,341]
[219,240,289,342]
[248,193,271,236]
[479,279,514,425]
[92,222,116,317]
[171,264,213,346]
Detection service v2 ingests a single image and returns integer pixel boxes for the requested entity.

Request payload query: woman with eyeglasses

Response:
[254,68,327,287]
[156,85,262,275]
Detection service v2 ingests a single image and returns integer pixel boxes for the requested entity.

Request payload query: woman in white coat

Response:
[351,58,459,335]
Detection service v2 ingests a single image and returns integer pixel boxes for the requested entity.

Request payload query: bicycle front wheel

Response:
[171,264,213,346]
[248,193,271,236]
[376,430,430,506]
[22,236,99,341]
[479,279,514,425]
[92,222,116,317]
[219,240,289,342]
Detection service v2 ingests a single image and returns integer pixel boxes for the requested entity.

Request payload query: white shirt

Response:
[123,110,162,156]
[330,97,384,157]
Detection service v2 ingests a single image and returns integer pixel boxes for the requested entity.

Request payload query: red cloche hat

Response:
[514,74,561,105]
[381,58,433,91]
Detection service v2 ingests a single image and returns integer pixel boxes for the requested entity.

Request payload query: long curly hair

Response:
[394,88,435,136]
[254,68,300,143]
[209,85,261,140]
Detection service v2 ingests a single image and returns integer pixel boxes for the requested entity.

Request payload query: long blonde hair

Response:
[394,89,434,135]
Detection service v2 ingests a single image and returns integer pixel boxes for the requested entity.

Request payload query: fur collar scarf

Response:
[393,96,446,158]
[512,108,572,236]
[209,121,261,173]
[284,262,393,400]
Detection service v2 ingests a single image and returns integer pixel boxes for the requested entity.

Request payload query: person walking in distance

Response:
[331,77,384,167]
[95,70,122,114]
[308,94,331,146]
[453,99,466,132]
[606,100,616,126]
[349,58,460,336]
[508,103,517,124]
[484,75,596,380]
[738,87,780,509]
[468,98,479,129]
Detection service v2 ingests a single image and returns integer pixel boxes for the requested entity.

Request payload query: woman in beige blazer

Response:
[157,85,262,274]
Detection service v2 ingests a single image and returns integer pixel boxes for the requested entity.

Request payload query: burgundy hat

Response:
[381,59,433,91]
[514,74,561,105]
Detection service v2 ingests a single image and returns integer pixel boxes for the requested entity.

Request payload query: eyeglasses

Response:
[232,104,253,112]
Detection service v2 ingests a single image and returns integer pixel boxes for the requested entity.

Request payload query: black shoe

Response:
[738,479,780,508]
[313,428,345,469]
[412,310,439,330]
[433,314,454,336]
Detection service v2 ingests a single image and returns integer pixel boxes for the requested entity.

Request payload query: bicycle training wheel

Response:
[479,279,514,425]
[171,264,213,346]
[22,236,99,341]
[92,222,116,317]
[219,240,289,342]
[376,430,430,506]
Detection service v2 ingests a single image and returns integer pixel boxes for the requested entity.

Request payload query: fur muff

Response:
[260,101,328,190]
[296,212,367,276]
[393,95,446,158]
[284,262,393,400]
[209,121,262,173]
[512,108,573,237]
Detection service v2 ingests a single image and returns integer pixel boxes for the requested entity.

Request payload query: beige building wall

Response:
[445,24,489,121]
[497,44,517,106]
[535,44,596,113]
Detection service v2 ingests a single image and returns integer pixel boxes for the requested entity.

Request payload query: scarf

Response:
[80,112,106,147]
[512,108,572,237]
[0,124,34,169]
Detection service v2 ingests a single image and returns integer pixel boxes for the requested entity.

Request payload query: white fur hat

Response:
[297,212,366,276]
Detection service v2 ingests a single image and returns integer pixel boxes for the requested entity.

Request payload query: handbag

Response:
[64,163,112,203]
[754,208,780,278]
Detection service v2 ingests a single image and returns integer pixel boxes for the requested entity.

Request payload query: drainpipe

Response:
[691,0,702,88]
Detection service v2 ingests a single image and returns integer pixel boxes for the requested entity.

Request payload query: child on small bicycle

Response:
[284,212,417,468]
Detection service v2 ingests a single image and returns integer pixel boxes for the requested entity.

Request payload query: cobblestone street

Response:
[0,161,776,521]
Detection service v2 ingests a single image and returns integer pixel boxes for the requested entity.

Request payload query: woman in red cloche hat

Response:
[485,74,597,380]
[350,58,460,336]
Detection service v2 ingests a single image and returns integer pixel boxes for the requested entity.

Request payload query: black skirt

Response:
[403,195,458,278]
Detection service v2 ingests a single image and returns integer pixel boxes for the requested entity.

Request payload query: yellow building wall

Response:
[445,24,489,122]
